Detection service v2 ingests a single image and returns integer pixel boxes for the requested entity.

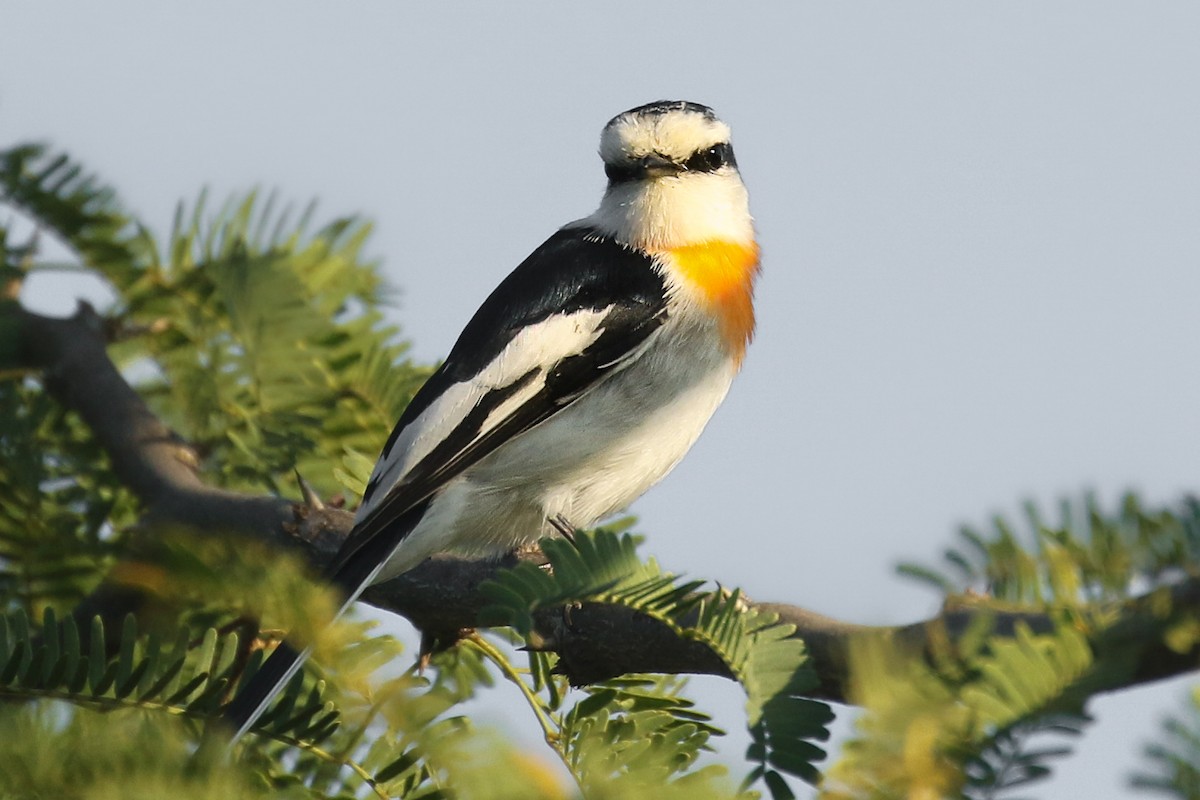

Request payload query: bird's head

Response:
[599,100,738,184]
[591,101,753,250]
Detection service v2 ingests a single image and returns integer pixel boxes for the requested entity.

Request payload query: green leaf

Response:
[484,528,829,793]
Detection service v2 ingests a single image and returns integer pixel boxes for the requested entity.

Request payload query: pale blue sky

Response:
[5,3,1200,796]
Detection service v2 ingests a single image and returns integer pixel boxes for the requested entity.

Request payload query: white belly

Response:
[375,315,737,582]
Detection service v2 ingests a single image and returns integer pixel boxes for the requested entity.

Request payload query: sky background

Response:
[5,3,1200,796]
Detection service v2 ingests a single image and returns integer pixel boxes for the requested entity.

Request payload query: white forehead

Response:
[599,107,732,164]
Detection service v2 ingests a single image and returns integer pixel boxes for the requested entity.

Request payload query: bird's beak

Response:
[638,154,681,178]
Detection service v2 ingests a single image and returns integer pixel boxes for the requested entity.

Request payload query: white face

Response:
[584,101,754,250]
[599,101,734,171]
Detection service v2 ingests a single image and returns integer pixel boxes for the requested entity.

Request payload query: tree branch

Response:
[12,302,297,544]
[363,553,1200,703]
[14,302,1200,705]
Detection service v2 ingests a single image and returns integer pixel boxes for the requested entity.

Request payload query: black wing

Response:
[334,225,668,574]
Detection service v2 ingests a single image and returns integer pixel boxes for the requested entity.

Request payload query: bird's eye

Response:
[683,143,736,173]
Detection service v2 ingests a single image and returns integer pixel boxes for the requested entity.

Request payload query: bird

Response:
[223,99,760,741]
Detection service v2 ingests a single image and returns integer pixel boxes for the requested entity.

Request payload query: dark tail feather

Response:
[222,549,382,745]
[221,504,426,745]
[224,639,311,741]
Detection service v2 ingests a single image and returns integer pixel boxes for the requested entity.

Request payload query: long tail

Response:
[221,506,424,745]
[223,639,313,741]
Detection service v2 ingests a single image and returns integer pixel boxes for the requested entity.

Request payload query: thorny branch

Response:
[10,302,1200,705]
[14,302,295,542]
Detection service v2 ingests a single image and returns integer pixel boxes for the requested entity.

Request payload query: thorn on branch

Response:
[295,469,325,510]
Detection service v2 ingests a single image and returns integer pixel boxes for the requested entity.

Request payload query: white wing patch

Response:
[355,306,613,523]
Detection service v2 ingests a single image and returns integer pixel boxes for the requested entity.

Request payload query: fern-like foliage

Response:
[821,622,1093,800]
[0,138,434,635]
[480,527,833,797]
[0,378,134,618]
[1,140,432,502]
[3,139,566,797]
[0,142,154,286]
[464,630,747,800]
[0,706,279,800]
[559,674,731,796]
[128,189,430,496]
[0,155,146,618]
[0,605,566,799]
[899,493,1200,607]
[0,137,431,616]
[0,608,253,723]
[1131,685,1200,798]
[236,628,577,799]
[874,493,1200,797]
[965,713,1088,799]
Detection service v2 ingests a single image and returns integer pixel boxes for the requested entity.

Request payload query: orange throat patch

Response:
[664,240,761,364]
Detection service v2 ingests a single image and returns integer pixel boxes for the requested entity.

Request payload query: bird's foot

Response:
[561,600,582,631]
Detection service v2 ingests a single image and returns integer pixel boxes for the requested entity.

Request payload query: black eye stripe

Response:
[604,142,737,184]
[683,142,736,173]
[605,162,642,183]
